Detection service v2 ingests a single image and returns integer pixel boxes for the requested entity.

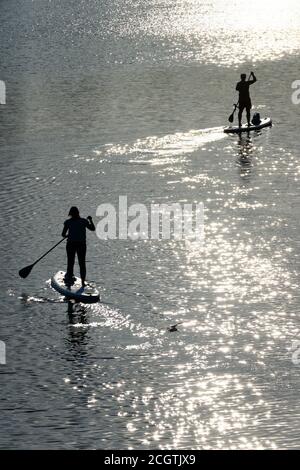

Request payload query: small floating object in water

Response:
[168,322,183,332]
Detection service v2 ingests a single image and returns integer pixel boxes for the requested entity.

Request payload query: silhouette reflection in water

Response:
[236,133,254,179]
[66,301,90,357]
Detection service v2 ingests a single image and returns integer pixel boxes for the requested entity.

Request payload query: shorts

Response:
[239,100,252,112]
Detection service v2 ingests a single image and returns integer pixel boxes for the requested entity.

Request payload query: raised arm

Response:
[87,216,96,231]
[248,72,257,85]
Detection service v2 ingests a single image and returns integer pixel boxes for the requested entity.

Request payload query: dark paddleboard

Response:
[224,117,272,134]
[51,270,100,303]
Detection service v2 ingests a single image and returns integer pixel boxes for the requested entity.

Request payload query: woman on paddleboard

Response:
[62,207,95,287]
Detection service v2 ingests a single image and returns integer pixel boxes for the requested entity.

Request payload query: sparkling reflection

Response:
[130,0,300,65]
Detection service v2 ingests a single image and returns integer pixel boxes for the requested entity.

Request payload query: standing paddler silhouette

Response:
[236,72,257,127]
[62,207,95,287]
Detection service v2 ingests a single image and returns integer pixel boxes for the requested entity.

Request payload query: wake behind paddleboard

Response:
[51,271,100,303]
[224,117,272,134]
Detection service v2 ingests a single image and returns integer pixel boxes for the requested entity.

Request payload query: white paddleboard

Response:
[224,117,272,134]
[51,271,100,303]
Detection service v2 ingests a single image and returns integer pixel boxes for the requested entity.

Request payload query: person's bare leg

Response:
[238,110,242,128]
[247,108,251,126]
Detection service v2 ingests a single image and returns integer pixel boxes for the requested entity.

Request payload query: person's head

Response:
[68,206,80,218]
[241,74,247,81]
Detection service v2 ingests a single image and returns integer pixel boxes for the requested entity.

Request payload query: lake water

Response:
[0,0,300,449]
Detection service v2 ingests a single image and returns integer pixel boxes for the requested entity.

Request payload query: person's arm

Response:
[236,82,240,91]
[248,72,257,85]
[86,216,96,231]
[62,221,68,238]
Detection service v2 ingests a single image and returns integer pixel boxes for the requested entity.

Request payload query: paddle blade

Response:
[228,103,238,123]
[19,264,34,279]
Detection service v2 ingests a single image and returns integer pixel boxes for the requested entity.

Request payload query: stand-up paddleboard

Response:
[224,117,272,134]
[51,271,100,303]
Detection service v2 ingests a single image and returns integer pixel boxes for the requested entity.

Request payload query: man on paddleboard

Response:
[62,207,95,287]
[236,72,257,127]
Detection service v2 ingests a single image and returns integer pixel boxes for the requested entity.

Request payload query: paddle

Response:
[228,103,239,123]
[228,72,252,123]
[19,237,66,279]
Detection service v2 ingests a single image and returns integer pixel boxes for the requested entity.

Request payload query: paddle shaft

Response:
[32,237,66,267]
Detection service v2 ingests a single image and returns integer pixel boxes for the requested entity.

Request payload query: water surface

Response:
[0,0,300,449]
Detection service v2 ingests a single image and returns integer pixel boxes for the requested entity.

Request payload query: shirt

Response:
[236,78,256,103]
[63,217,90,243]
